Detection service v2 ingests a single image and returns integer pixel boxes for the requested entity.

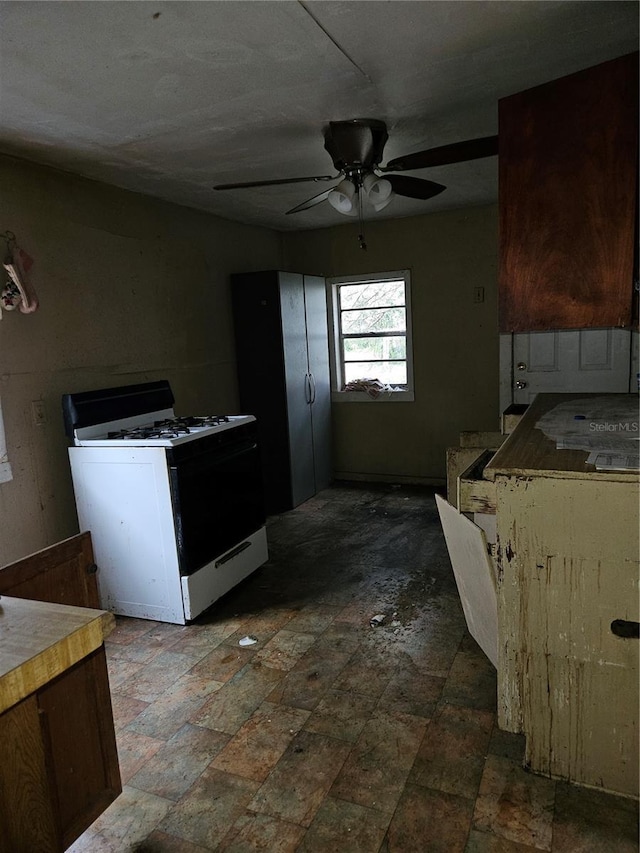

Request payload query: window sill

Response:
[331,390,415,403]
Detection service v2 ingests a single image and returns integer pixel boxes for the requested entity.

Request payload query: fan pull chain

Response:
[357,189,367,251]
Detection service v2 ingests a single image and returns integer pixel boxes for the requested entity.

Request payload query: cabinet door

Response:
[0,649,120,853]
[0,696,59,853]
[231,271,292,513]
[304,275,332,493]
[499,52,638,332]
[279,272,315,507]
[38,648,121,849]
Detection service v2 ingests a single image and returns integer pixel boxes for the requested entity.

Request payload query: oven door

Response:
[168,426,266,576]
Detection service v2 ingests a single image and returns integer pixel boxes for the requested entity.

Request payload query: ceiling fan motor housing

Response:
[323,119,389,173]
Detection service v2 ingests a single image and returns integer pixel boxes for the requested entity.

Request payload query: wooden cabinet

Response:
[485,395,639,797]
[0,531,99,608]
[0,646,120,853]
[499,52,638,332]
[0,534,121,852]
[231,270,332,513]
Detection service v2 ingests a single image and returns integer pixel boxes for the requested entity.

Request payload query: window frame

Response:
[327,270,414,403]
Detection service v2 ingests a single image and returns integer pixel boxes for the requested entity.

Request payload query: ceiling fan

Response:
[214,118,498,217]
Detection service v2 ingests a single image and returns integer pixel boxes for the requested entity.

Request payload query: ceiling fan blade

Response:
[384,135,498,172]
[286,187,335,215]
[386,175,446,200]
[214,174,336,190]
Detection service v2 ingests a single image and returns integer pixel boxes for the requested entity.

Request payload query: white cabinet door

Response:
[501,329,632,406]
[435,494,497,669]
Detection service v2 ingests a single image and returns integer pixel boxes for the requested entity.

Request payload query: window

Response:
[327,270,414,402]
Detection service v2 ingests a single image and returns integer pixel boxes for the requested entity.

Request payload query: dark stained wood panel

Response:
[499,53,638,332]
[0,696,60,853]
[38,649,121,849]
[0,532,99,608]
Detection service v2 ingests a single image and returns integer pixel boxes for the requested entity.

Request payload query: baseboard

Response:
[333,472,445,487]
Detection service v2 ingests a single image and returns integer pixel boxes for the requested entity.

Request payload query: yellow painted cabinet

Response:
[486,394,639,797]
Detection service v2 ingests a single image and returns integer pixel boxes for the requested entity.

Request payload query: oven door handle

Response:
[215,539,252,568]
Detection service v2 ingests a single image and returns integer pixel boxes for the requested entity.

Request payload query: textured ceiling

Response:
[0,1,637,231]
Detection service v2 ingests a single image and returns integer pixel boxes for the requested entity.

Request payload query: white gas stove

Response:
[63,381,268,624]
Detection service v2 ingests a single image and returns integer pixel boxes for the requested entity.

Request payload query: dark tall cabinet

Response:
[231,270,331,513]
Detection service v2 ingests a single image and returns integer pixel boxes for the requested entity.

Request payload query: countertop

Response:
[0,596,115,714]
[485,392,639,482]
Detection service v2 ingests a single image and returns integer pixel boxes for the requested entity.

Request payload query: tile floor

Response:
[70,483,638,852]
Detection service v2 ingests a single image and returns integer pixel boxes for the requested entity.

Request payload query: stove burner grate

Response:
[105,415,231,441]
[107,426,191,440]
[154,416,230,429]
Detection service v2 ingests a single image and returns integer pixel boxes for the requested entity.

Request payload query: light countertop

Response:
[485,393,638,482]
[0,596,115,714]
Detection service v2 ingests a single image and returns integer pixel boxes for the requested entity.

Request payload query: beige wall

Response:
[283,205,500,483]
[0,155,282,565]
[0,156,499,565]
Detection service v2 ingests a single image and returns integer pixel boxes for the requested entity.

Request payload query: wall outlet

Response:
[31,400,46,426]
[473,286,485,303]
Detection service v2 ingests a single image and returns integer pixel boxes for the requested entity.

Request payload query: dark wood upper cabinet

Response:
[499,52,638,332]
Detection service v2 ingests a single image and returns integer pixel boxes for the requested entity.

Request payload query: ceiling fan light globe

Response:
[327,190,353,214]
[328,179,356,214]
[363,173,392,204]
[372,189,394,212]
